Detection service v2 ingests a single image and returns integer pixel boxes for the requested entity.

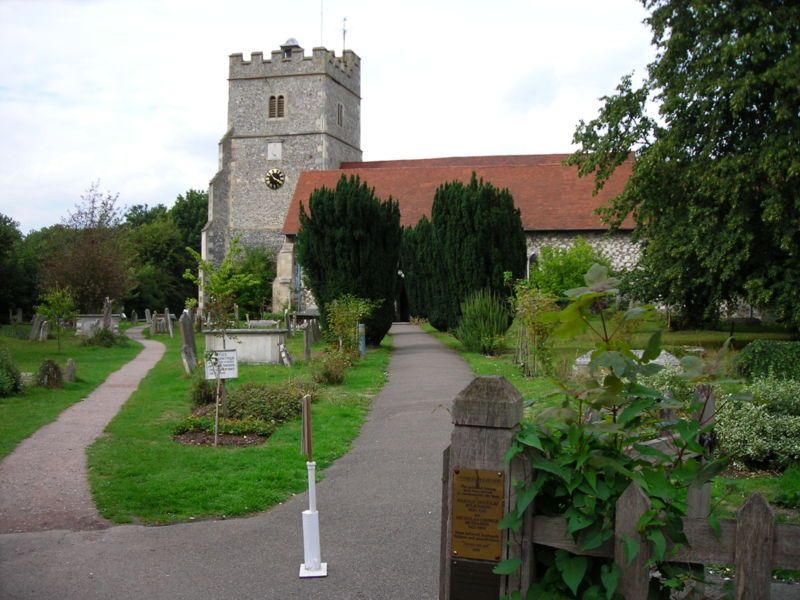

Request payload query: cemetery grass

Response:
[87,332,392,524]
[0,328,142,459]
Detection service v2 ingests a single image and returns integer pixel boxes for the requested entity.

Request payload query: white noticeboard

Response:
[204,349,238,380]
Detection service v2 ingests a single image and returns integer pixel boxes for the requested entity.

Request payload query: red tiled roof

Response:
[283,154,633,235]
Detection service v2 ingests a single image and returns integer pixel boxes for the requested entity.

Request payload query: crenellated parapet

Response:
[229,44,360,96]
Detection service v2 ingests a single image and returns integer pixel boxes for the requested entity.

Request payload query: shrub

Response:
[173,416,276,437]
[511,286,558,376]
[735,340,800,380]
[528,238,612,299]
[188,369,215,407]
[454,289,510,355]
[0,349,22,397]
[36,359,63,389]
[227,378,317,424]
[82,327,128,347]
[313,349,353,385]
[746,375,800,416]
[639,366,698,406]
[716,399,800,469]
[326,295,379,353]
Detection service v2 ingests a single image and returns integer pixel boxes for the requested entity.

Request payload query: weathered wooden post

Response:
[735,493,774,600]
[614,483,652,599]
[440,376,531,599]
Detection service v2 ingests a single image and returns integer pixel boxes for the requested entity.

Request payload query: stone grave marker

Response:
[64,358,76,382]
[29,314,43,341]
[179,310,197,374]
[38,320,49,342]
[131,310,138,324]
[165,307,174,338]
[145,308,152,324]
[150,313,157,337]
[279,342,293,367]
[101,297,113,331]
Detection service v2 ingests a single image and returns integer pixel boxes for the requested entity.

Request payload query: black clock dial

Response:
[265,168,285,190]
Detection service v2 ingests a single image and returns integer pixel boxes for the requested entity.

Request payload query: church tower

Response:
[202,39,362,277]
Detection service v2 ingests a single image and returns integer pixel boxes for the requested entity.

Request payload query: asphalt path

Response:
[0,323,474,600]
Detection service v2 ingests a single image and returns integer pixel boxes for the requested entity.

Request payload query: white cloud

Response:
[0,0,653,233]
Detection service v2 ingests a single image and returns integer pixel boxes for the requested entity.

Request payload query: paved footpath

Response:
[0,327,164,534]
[0,323,474,600]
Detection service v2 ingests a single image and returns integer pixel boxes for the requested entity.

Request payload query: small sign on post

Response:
[299,394,327,578]
[204,349,238,380]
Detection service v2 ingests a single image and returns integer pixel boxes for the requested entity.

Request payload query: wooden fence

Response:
[440,376,800,600]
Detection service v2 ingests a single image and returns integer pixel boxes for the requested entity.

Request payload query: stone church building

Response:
[202,40,637,312]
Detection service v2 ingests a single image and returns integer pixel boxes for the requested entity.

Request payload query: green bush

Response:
[639,366,697,406]
[735,340,800,380]
[454,289,510,355]
[36,359,63,389]
[0,348,22,397]
[82,328,128,348]
[528,238,612,299]
[188,369,215,407]
[173,416,276,437]
[747,375,800,416]
[313,349,353,385]
[716,399,800,469]
[227,378,317,424]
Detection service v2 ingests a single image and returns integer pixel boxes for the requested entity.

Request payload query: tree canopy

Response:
[296,175,401,344]
[568,0,800,327]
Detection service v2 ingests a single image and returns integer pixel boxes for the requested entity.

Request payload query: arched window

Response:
[269,95,285,118]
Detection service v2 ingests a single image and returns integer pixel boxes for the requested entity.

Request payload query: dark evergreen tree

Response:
[296,175,401,344]
[400,216,435,319]
[427,173,526,331]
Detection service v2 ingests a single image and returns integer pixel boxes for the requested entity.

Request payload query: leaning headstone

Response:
[233,303,239,322]
[150,314,157,337]
[101,297,113,331]
[179,310,197,374]
[165,307,174,338]
[131,310,138,324]
[145,308,152,324]
[29,314,43,341]
[64,358,76,382]
[39,320,50,342]
[279,343,293,367]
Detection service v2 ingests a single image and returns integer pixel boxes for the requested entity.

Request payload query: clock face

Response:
[265,168,285,190]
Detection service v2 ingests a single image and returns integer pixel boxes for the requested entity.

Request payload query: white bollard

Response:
[299,461,327,577]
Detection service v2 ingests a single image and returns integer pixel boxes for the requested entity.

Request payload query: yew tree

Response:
[568,1,800,327]
[296,175,401,344]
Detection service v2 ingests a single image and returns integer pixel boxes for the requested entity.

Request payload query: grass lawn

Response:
[0,327,142,459]
[88,330,392,524]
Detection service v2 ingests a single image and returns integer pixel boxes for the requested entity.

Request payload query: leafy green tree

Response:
[296,175,401,344]
[35,287,78,351]
[568,1,800,328]
[171,190,208,251]
[528,237,612,299]
[426,173,526,331]
[234,246,276,318]
[43,183,132,312]
[0,214,36,319]
[124,204,168,227]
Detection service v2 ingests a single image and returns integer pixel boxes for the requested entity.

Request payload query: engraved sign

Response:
[451,468,504,561]
[450,558,501,599]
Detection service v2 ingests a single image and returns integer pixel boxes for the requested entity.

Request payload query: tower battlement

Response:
[229,44,360,94]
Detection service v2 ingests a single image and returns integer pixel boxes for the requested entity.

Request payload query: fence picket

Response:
[614,483,652,599]
[735,493,774,600]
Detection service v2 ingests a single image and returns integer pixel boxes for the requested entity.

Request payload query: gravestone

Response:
[303,328,311,362]
[234,303,239,322]
[179,310,197,374]
[165,307,174,338]
[279,343,293,367]
[64,358,76,382]
[150,313,157,337]
[145,308,152,324]
[131,310,138,324]
[38,320,50,342]
[29,314,43,341]
[101,297,113,331]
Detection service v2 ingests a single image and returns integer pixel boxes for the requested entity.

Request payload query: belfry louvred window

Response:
[269,95,285,118]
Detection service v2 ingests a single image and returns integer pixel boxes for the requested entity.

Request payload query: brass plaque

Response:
[450,558,501,599]
[451,468,504,561]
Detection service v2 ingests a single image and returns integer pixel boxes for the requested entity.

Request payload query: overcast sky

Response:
[0,0,653,233]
